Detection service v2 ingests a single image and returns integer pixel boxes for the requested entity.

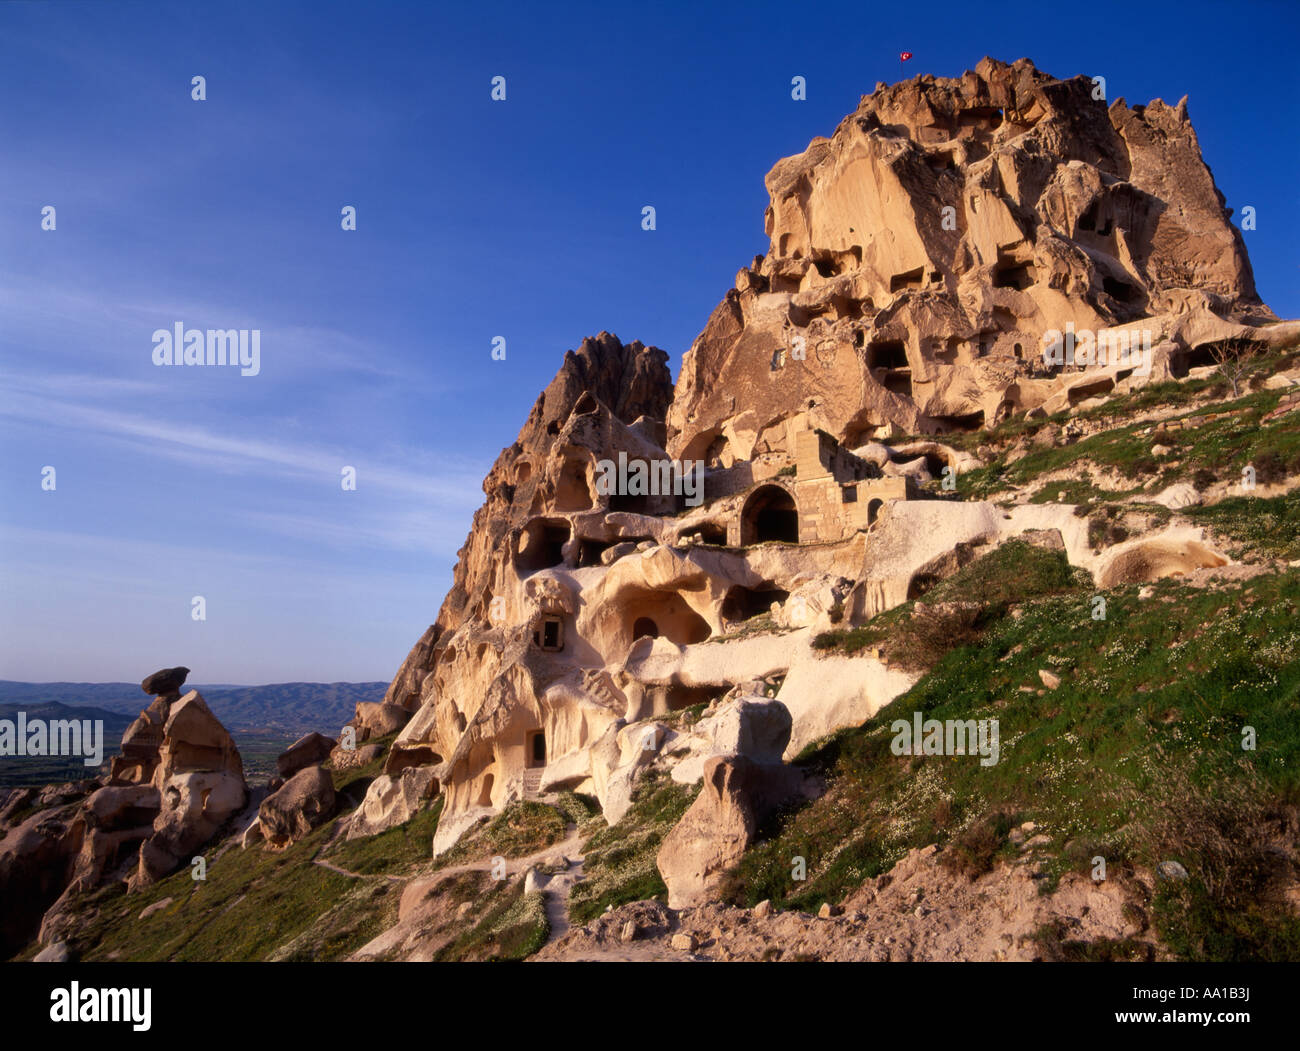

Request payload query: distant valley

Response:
[0,681,387,786]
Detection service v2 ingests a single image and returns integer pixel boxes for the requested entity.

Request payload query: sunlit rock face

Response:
[668,56,1278,464]
[364,58,1284,855]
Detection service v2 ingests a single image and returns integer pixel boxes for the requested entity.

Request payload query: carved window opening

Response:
[533,616,564,651]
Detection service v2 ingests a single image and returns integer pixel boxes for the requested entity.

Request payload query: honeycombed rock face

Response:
[383,331,674,713]
[366,57,1288,861]
[667,56,1278,463]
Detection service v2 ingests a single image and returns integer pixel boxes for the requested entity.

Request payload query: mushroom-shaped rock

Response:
[141,666,190,698]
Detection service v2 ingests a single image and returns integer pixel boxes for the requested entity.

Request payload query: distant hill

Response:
[0,681,387,736]
[0,701,133,787]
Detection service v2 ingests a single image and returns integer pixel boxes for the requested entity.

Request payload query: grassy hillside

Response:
[29,744,564,963]
[723,543,1300,961]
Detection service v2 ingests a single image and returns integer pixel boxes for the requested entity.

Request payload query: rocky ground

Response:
[536,829,1161,962]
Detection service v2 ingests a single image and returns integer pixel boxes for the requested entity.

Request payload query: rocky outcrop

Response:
[276,731,337,780]
[352,703,411,742]
[362,57,1290,864]
[0,807,85,957]
[0,667,250,954]
[345,766,437,840]
[129,687,246,887]
[667,57,1285,464]
[656,754,808,909]
[257,766,336,849]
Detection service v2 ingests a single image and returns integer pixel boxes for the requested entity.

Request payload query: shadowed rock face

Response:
[1,674,250,954]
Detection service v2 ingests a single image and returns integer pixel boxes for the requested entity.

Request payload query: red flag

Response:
[900,51,913,61]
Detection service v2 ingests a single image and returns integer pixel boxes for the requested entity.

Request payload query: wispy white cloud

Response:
[0,379,489,506]
[236,506,469,554]
[0,275,450,387]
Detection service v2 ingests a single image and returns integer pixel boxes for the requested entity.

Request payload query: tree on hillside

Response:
[1207,338,1258,398]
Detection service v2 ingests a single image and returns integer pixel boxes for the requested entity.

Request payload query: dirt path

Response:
[424,824,589,950]
[347,822,590,960]
[537,834,585,948]
[312,857,405,882]
[431,825,586,880]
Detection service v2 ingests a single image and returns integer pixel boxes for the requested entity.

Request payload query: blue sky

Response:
[1,0,1296,683]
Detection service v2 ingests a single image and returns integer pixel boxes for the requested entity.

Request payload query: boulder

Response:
[131,689,246,887]
[276,731,338,779]
[34,941,73,962]
[331,742,384,772]
[258,766,336,849]
[346,766,437,839]
[141,666,190,698]
[670,696,792,784]
[657,756,803,909]
[1153,482,1201,510]
[353,702,413,741]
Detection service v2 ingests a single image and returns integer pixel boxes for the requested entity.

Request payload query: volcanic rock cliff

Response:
[356,57,1293,873]
[669,56,1276,464]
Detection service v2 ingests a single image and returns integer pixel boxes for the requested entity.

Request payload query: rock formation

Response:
[0,667,249,954]
[276,731,337,780]
[130,688,246,887]
[256,766,335,849]
[668,57,1290,464]
[345,58,1290,884]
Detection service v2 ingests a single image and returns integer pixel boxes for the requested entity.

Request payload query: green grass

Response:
[959,387,1297,501]
[813,539,1091,667]
[33,742,436,962]
[438,800,568,866]
[552,790,601,827]
[723,568,1300,959]
[1186,489,1300,562]
[569,771,699,924]
[432,881,549,961]
[71,817,385,961]
[324,799,442,875]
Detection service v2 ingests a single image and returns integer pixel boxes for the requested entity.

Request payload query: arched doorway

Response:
[740,485,799,545]
[867,498,884,526]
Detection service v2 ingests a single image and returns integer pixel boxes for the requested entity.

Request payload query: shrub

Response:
[938,810,1017,880]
